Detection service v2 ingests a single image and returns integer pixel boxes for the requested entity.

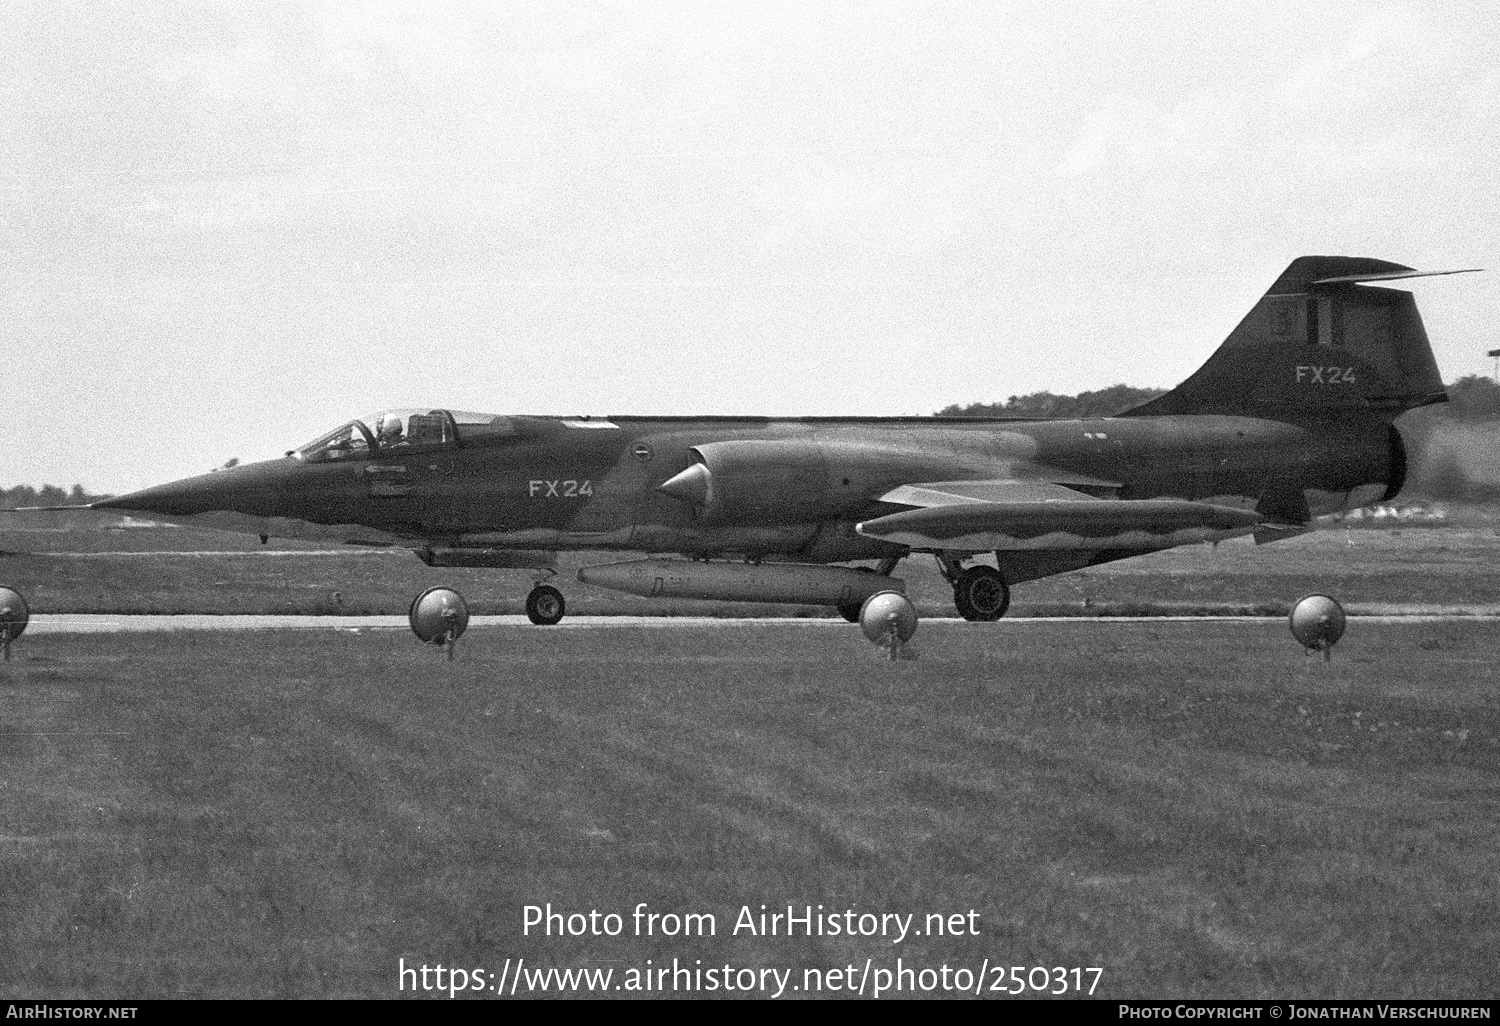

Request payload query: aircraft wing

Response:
[877,479,1103,507]
[857,479,1260,550]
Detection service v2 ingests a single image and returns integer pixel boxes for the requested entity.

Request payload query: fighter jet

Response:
[56,256,1477,624]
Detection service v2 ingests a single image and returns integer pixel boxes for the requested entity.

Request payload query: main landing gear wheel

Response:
[525,584,566,626]
[837,601,863,623]
[953,566,1010,622]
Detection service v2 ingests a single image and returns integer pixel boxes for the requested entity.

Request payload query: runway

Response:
[22,610,1500,633]
[27,549,396,558]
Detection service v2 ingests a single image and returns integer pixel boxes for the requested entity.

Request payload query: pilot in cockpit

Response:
[377,414,405,449]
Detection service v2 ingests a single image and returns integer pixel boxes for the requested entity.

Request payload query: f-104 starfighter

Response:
[68,256,1476,625]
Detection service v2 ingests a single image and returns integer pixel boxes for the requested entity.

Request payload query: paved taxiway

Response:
[24,611,1500,633]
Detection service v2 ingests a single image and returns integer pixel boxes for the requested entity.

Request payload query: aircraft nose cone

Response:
[95,462,289,517]
[657,462,712,505]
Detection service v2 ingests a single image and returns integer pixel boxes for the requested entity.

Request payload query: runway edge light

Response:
[859,591,917,660]
[409,586,469,661]
[0,586,28,662]
[1289,594,1346,662]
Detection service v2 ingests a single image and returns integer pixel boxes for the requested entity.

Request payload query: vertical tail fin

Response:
[1123,257,1478,420]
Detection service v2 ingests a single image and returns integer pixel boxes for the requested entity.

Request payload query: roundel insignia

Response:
[631,442,654,462]
[1270,301,1295,338]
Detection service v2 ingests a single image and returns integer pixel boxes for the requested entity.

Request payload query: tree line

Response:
[936,384,1168,419]
[1395,376,1500,501]
[0,484,103,509]
[938,376,1500,421]
[1442,374,1500,419]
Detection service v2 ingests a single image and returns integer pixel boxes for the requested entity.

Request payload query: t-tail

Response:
[1123,257,1479,420]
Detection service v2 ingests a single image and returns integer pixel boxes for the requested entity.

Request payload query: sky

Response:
[3,0,1498,493]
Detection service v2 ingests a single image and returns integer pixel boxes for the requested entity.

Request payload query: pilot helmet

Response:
[378,414,403,439]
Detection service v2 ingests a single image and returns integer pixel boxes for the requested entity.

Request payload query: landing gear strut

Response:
[934,553,1011,622]
[526,584,566,626]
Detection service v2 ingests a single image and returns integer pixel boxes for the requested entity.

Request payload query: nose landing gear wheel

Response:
[953,566,1010,622]
[525,584,566,626]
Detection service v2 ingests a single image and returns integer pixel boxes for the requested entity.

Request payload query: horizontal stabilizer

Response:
[856,499,1260,551]
[1309,267,1481,287]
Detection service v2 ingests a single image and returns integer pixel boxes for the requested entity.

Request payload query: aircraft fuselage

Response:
[72,255,1468,624]
[99,411,1400,568]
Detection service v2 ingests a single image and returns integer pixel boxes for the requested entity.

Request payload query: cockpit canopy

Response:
[293,409,514,462]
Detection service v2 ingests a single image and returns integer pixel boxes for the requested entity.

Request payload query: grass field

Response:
[4,516,1500,617]
[2,620,1496,998]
